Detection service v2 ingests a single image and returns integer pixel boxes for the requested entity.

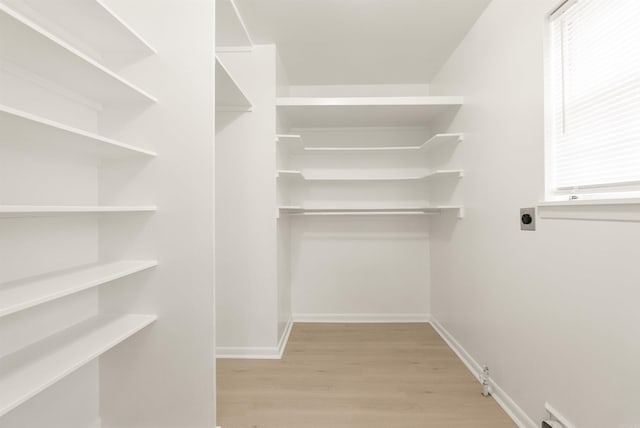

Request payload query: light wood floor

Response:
[217,323,515,428]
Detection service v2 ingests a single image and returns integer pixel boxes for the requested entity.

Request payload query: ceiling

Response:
[235,0,491,85]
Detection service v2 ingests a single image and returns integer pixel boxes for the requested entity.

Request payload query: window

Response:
[546,0,640,201]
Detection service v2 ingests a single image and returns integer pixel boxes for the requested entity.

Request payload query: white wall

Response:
[97,2,216,426]
[291,215,430,321]
[429,1,640,426]
[216,45,280,354]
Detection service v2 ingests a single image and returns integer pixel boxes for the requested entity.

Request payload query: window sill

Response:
[538,198,640,222]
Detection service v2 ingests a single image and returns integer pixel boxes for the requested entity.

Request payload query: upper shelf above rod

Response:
[276,96,464,127]
[216,0,253,51]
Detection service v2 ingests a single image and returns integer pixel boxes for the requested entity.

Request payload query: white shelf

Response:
[279,205,464,217]
[0,205,157,217]
[276,134,302,141]
[0,4,156,104]
[0,314,156,417]
[276,97,464,128]
[216,0,253,51]
[276,134,303,155]
[421,133,464,152]
[276,170,304,180]
[278,133,463,154]
[215,56,252,112]
[0,104,157,158]
[0,260,158,318]
[2,0,156,57]
[276,169,463,182]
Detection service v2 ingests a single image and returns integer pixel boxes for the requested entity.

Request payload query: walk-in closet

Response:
[1,0,639,427]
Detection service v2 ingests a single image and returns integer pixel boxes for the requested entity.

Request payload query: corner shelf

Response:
[2,0,156,57]
[215,0,253,51]
[0,4,157,104]
[276,169,463,182]
[0,205,157,217]
[0,260,158,318]
[279,205,464,217]
[276,97,464,128]
[0,104,157,158]
[215,56,252,112]
[277,133,463,154]
[0,314,156,417]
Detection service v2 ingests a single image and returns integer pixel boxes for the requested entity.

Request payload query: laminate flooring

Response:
[217,323,516,428]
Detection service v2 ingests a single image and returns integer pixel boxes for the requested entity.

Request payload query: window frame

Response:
[544,0,640,203]
[541,0,640,220]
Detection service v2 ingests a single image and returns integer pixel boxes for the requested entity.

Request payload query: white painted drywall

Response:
[291,215,431,320]
[96,1,216,426]
[429,1,640,426]
[216,45,280,352]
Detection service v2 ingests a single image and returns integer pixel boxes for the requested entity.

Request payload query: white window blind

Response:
[548,0,640,198]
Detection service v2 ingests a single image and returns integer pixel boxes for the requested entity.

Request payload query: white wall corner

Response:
[217,317,294,360]
[429,317,537,428]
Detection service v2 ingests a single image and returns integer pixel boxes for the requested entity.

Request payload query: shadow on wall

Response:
[215,111,247,133]
[429,209,461,242]
[434,105,461,133]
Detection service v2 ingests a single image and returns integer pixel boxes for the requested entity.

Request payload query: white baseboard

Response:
[216,345,281,359]
[277,316,294,358]
[430,317,537,428]
[293,313,431,323]
[216,317,293,360]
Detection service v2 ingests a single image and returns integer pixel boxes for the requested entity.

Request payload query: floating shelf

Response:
[277,133,463,154]
[0,314,156,417]
[216,0,253,51]
[279,205,464,217]
[215,56,252,112]
[0,205,157,217]
[421,133,464,152]
[0,5,156,104]
[0,260,158,318]
[0,104,157,158]
[2,0,156,58]
[276,97,463,128]
[276,134,302,141]
[276,134,303,155]
[276,169,304,180]
[276,169,463,182]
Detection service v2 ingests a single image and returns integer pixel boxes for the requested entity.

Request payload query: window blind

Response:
[549,0,640,195]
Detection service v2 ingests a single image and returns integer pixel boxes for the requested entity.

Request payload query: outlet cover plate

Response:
[520,207,536,231]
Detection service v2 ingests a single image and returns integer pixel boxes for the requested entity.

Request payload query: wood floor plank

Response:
[217,323,516,428]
